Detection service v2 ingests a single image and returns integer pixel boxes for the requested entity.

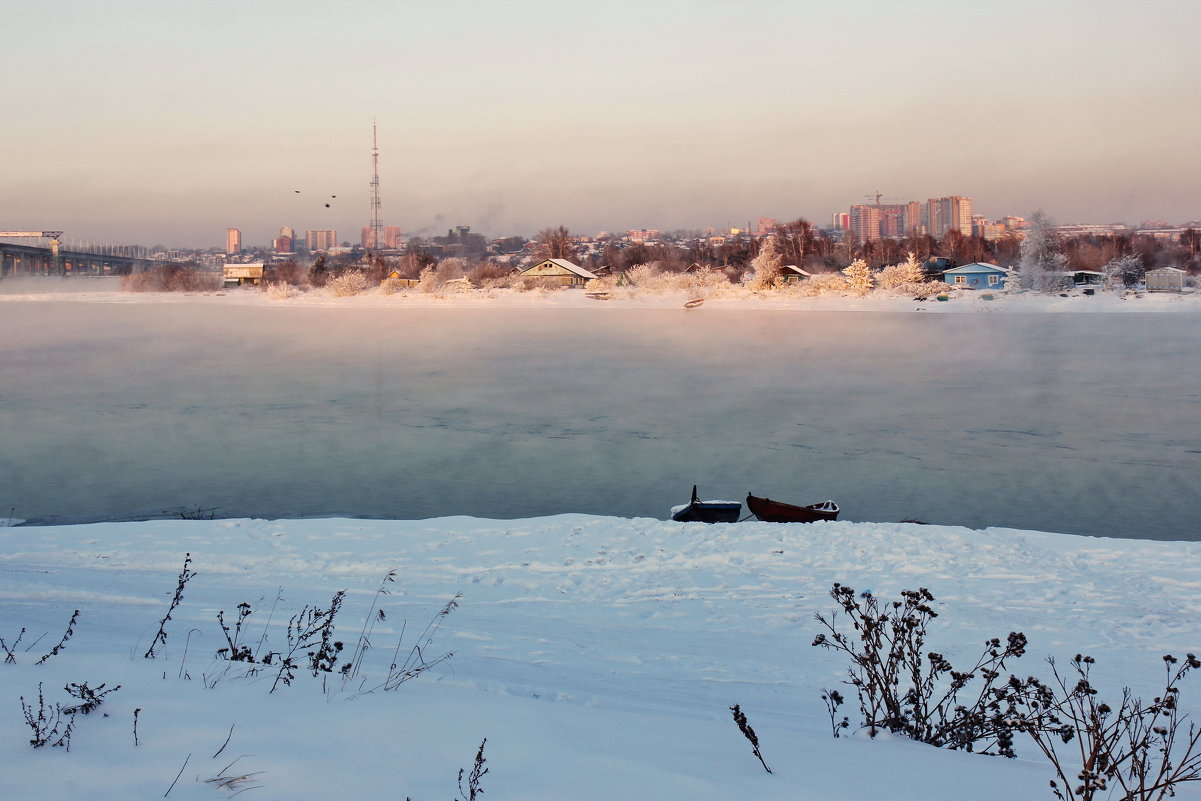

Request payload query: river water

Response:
[1,300,1198,540]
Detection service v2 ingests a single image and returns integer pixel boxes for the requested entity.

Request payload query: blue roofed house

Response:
[941,262,1011,290]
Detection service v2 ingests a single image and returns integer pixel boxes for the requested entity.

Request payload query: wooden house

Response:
[382,269,420,289]
[223,263,264,286]
[780,265,812,283]
[519,258,598,287]
[941,262,1010,290]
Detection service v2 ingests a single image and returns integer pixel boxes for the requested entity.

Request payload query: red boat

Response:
[746,493,839,523]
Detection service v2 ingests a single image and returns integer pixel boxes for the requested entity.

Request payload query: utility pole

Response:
[369,119,383,251]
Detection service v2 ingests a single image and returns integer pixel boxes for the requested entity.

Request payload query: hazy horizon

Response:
[3,0,1198,249]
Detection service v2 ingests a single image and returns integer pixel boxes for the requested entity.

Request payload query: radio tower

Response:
[369,118,383,250]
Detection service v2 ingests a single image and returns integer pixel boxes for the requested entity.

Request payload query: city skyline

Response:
[2,0,1198,250]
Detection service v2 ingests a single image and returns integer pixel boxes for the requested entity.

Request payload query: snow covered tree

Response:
[747,236,783,290]
[1103,253,1144,289]
[1019,211,1069,293]
[1003,267,1023,294]
[876,252,926,291]
[842,258,874,296]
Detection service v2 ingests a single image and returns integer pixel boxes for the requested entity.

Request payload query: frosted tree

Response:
[876,252,926,291]
[1003,267,1023,294]
[1019,210,1069,293]
[747,236,783,290]
[842,258,874,296]
[1103,253,1144,289]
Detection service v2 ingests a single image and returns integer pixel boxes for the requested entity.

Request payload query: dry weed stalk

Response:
[145,554,196,659]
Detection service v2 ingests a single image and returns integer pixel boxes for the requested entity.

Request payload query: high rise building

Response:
[273,226,295,254]
[361,227,377,249]
[382,226,404,249]
[225,228,241,255]
[306,229,338,252]
[848,201,923,241]
[849,204,881,242]
[927,196,973,239]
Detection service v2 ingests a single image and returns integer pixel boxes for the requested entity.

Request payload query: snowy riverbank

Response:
[2,514,1199,800]
[2,275,1200,313]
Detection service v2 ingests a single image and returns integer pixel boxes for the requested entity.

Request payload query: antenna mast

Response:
[369,119,383,250]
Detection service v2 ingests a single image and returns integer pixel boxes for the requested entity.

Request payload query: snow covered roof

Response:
[941,262,1007,274]
[529,258,598,279]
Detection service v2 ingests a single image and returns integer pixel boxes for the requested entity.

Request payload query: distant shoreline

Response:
[2,280,1199,314]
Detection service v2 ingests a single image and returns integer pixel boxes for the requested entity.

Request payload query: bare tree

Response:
[532,226,579,262]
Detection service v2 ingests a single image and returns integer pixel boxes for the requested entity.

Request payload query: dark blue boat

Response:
[670,485,741,523]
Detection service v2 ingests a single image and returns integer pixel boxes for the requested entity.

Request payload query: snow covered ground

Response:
[2,514,1200,800]
[1,274,1200,312]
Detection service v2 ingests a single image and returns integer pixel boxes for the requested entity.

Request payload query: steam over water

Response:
[2,300,1198,540]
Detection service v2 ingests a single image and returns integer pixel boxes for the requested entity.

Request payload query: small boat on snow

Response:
[671,485,741,523]
[746,493,839,523]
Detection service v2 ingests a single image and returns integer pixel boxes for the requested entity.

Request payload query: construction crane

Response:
[0,230,64,274]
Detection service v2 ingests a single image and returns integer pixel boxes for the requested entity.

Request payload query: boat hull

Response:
[671,502,742,524]
[671,485,742,523]
[746,494,839,523]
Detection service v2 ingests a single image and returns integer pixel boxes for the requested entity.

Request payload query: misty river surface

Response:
[1,301,1199,540]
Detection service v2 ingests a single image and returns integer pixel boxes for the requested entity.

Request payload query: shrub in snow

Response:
[328,270,370,297]
[266,281,301,300]
[999,653,1201,801]
[1104,253,1145,290]
[842,259,875,296]
[877,253,927,291]
[624,263,657,289]
[812,584,1027,755]
[121,265,220,292]
[417,266,440,293]
[799,271,850,296]
[467,261,512,288]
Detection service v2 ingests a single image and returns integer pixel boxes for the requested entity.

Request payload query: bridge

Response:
[0,241,154,277]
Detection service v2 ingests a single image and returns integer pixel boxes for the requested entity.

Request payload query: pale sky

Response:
[3,0,1198,249]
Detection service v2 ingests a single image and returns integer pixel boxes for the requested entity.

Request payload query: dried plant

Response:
[1,626,26,663]
[821,688,850,738]
[35,610,80,665]
[269,590,346,693]
[145,553,196,659]
[812,583,1026,755]
[215,602,257,662]
[62,681,121,715]
[1000,653,1201,801]
[20,683,75,750]
[374,594,459,692]
[457,739,489,801]
[729,704,772,773]
[344,569,398,681]
[206,756,265,797]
